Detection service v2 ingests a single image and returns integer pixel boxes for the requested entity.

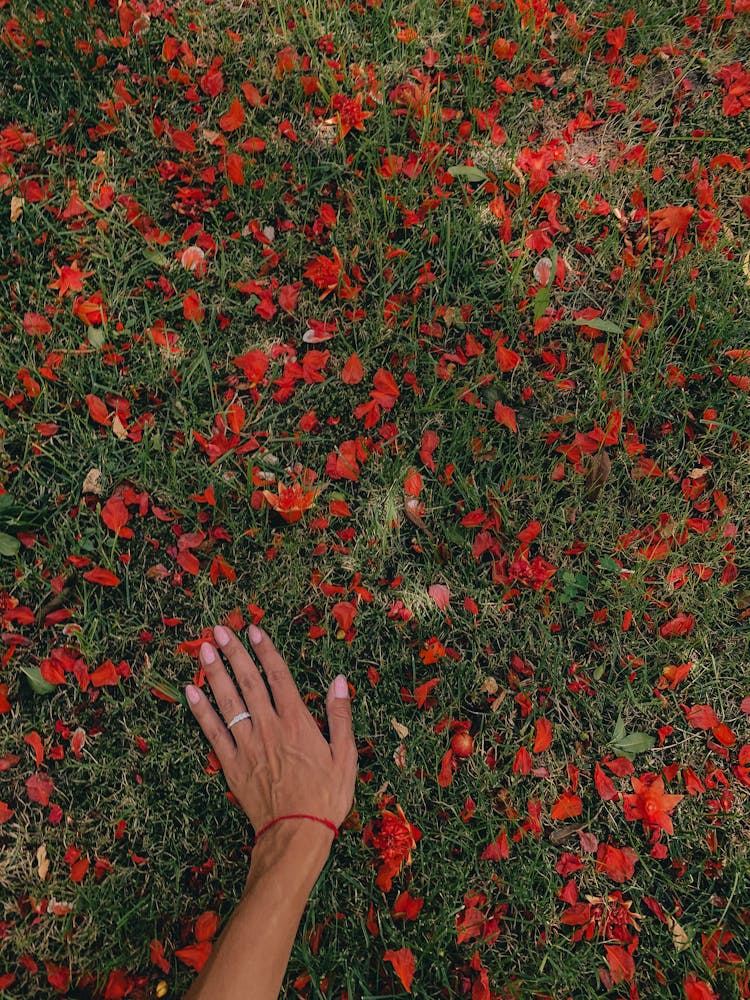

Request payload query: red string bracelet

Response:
[255,814,339,841]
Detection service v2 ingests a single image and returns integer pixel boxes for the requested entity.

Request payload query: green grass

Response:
[1,0,749,997]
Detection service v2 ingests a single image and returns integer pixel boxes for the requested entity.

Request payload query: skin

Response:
[182,623,358,1000]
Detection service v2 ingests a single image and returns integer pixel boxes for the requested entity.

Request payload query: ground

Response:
[0,0,749,997]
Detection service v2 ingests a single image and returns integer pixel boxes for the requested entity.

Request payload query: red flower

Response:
[72,290,107,326]
[302,246,361,300]
[363,804,422,892]
[261,481,319,523]
[623,772,684,836]
[323,92,373,142]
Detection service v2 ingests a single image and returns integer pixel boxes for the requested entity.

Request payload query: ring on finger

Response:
[228,710,252,730]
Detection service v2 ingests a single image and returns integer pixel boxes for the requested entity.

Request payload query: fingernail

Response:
[201,642,216,664]
[334,675,348,698]
[214,625,231,646]
[249,624,262,644]
[186,685,200,704]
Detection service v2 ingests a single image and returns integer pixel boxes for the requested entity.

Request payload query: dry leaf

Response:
[549,822,586,846]
[687,467,709,479]
[111,415,128,440]
[480,676,499,695]
[403,496,433,537]
[660,514,679,539]
[373,780,391,801]
[391,718,409,739]
[11,196,24,222]
[82,468,103,495]
[490,690,508,713]
[585,449,611,500]
[36,843,49,881]
[666,913,689,951]
[93,150,107,167]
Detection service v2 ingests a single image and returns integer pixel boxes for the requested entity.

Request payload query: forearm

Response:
[182,820,334,1000]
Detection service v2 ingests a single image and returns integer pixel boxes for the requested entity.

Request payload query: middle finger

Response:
[199,639,271,737]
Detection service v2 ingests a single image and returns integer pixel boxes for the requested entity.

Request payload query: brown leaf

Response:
[403,496,433,537]
[82,468,103,495]
[666,913,689,951]
[391,718,409,739]
[585,449,611,500]
[111,415,128,440]
[36,843,49,881]
[548,822,586,846]
[10,196,24,222]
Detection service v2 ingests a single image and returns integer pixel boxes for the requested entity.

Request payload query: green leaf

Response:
[19,664,56,695]
[612,713,626,742]
[533,282,550,322]
[87,326,106,348]
[142,247,170,267]
[573,316,624,335]
[611,732,656,760]
[447,166,488,183]
[0,532,20,557]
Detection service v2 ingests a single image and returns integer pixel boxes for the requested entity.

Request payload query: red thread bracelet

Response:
[255,814,339,840]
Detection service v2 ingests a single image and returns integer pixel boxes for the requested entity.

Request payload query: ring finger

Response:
[199,641,258,743]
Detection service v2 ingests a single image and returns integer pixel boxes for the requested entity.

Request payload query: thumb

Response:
[326,674,354,765]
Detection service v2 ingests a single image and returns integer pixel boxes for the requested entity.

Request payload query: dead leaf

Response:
[391,718,409,739]
[549,822,586,846]
[111,415,128,440]
[10,196,24,222]
[490,690,508,713]
[585,449,611,500]
[373,780,391,801]
[82,468,103,495]
[404,496,434,537]
[36,843,49,881]
[93,150,107,168]
[687,467,709,479]
[666,913,689,951]
[480,677,499,695]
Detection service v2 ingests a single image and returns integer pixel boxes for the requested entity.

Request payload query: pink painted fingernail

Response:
[186,685,200,704]
[214,625,231,646]
[249,624,262,644]
[201,642,216,664]
[334,675,348,698]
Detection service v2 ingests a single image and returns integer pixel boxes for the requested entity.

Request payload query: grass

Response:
[1,0,749,997]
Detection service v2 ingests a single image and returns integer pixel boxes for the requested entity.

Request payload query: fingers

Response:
[213,626,276,723]
[184,681,238,776]
[245,625,307,719]
[196,639,265,741]
[325,675,358,773]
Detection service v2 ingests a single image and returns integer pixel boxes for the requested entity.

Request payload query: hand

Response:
[185,623,358,841]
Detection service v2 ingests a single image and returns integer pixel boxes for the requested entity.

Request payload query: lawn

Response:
[1,0,749,996]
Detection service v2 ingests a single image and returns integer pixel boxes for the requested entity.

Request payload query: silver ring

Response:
[228,711,252,730]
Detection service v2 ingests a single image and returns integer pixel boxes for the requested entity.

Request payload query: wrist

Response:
[246,817,334,887]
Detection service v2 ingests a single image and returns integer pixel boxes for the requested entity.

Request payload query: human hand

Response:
[185,623,358,842]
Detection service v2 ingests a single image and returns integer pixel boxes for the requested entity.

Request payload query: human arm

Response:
[181,623,357,1000]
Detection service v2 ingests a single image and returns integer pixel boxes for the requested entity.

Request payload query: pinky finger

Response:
[186,685,238,773]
